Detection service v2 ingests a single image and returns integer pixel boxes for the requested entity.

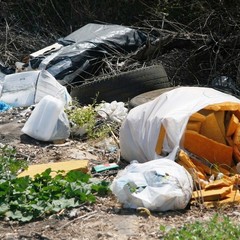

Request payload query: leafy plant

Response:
[0,145,28,181]
[160,214,240,240]
[0,145,110,222]
[66,101,119,140]
[0,168,109,222]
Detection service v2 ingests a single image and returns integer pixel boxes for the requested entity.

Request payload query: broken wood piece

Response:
[183,130,233,167]
[18,159,89,178]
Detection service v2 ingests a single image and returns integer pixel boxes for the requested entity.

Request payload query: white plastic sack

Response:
[22,95,70,141]
[120,86,240,162]
[0,70,71,107]
[110,158,193,211]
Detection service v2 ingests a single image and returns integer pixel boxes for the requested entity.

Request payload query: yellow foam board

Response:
[189,112,206,122]
[214,111,225,137]
[202,189,240,208]
[200,112,226,144]
[155,125,166,155]
[192,186,232,201]
[205,102,240,111]
[186,121,202,132]
[18,160,89,178]
[226,114,239,136]
[183,130,233,167]
[233,124,240,145]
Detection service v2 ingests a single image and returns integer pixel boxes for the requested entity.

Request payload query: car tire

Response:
[70,64,170,104]
[129,86,179,108]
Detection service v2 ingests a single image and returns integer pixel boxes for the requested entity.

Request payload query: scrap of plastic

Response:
[110,158,193,211]
[96,101,128,123]
[30,23,152,86]
[0,101,12,112]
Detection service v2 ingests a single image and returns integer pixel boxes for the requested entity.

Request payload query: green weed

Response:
[160,214,240,240]
[66,101,119,140]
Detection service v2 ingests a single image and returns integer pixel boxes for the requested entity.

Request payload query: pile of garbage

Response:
[1,22,240,215]
[113,87,240,210]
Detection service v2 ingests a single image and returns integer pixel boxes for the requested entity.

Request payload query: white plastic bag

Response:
[96,101,128,123]
[110,158,193,211]
[22,95,70,141]
[120,87,240,162]
[0,71,39,107]
[0,70,71,107]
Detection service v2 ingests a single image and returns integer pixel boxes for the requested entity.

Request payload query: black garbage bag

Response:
[211,76,240,97]
[31,23,153,86]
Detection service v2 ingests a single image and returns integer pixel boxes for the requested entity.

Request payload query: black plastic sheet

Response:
[31,23,152,86]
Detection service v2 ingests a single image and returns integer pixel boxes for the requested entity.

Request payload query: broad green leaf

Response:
[13,177,30,192]
[65,170,90,183]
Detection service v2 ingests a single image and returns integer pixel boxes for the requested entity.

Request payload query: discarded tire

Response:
[70,64,170,104]
[129,86,178,108]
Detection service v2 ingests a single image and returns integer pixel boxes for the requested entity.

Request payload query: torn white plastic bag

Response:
[120,87,240,162]
[110,158,193,211]
[95,101,128,123]
[0,70,71,107]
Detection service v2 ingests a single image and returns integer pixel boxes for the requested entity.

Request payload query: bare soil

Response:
[0,107,240,240]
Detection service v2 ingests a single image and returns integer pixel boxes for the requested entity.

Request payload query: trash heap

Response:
[117,87,240,210]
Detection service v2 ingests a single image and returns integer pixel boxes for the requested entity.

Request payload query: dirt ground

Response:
[0,107,240,240]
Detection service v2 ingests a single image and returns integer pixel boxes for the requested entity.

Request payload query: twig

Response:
[57,210,97,230]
